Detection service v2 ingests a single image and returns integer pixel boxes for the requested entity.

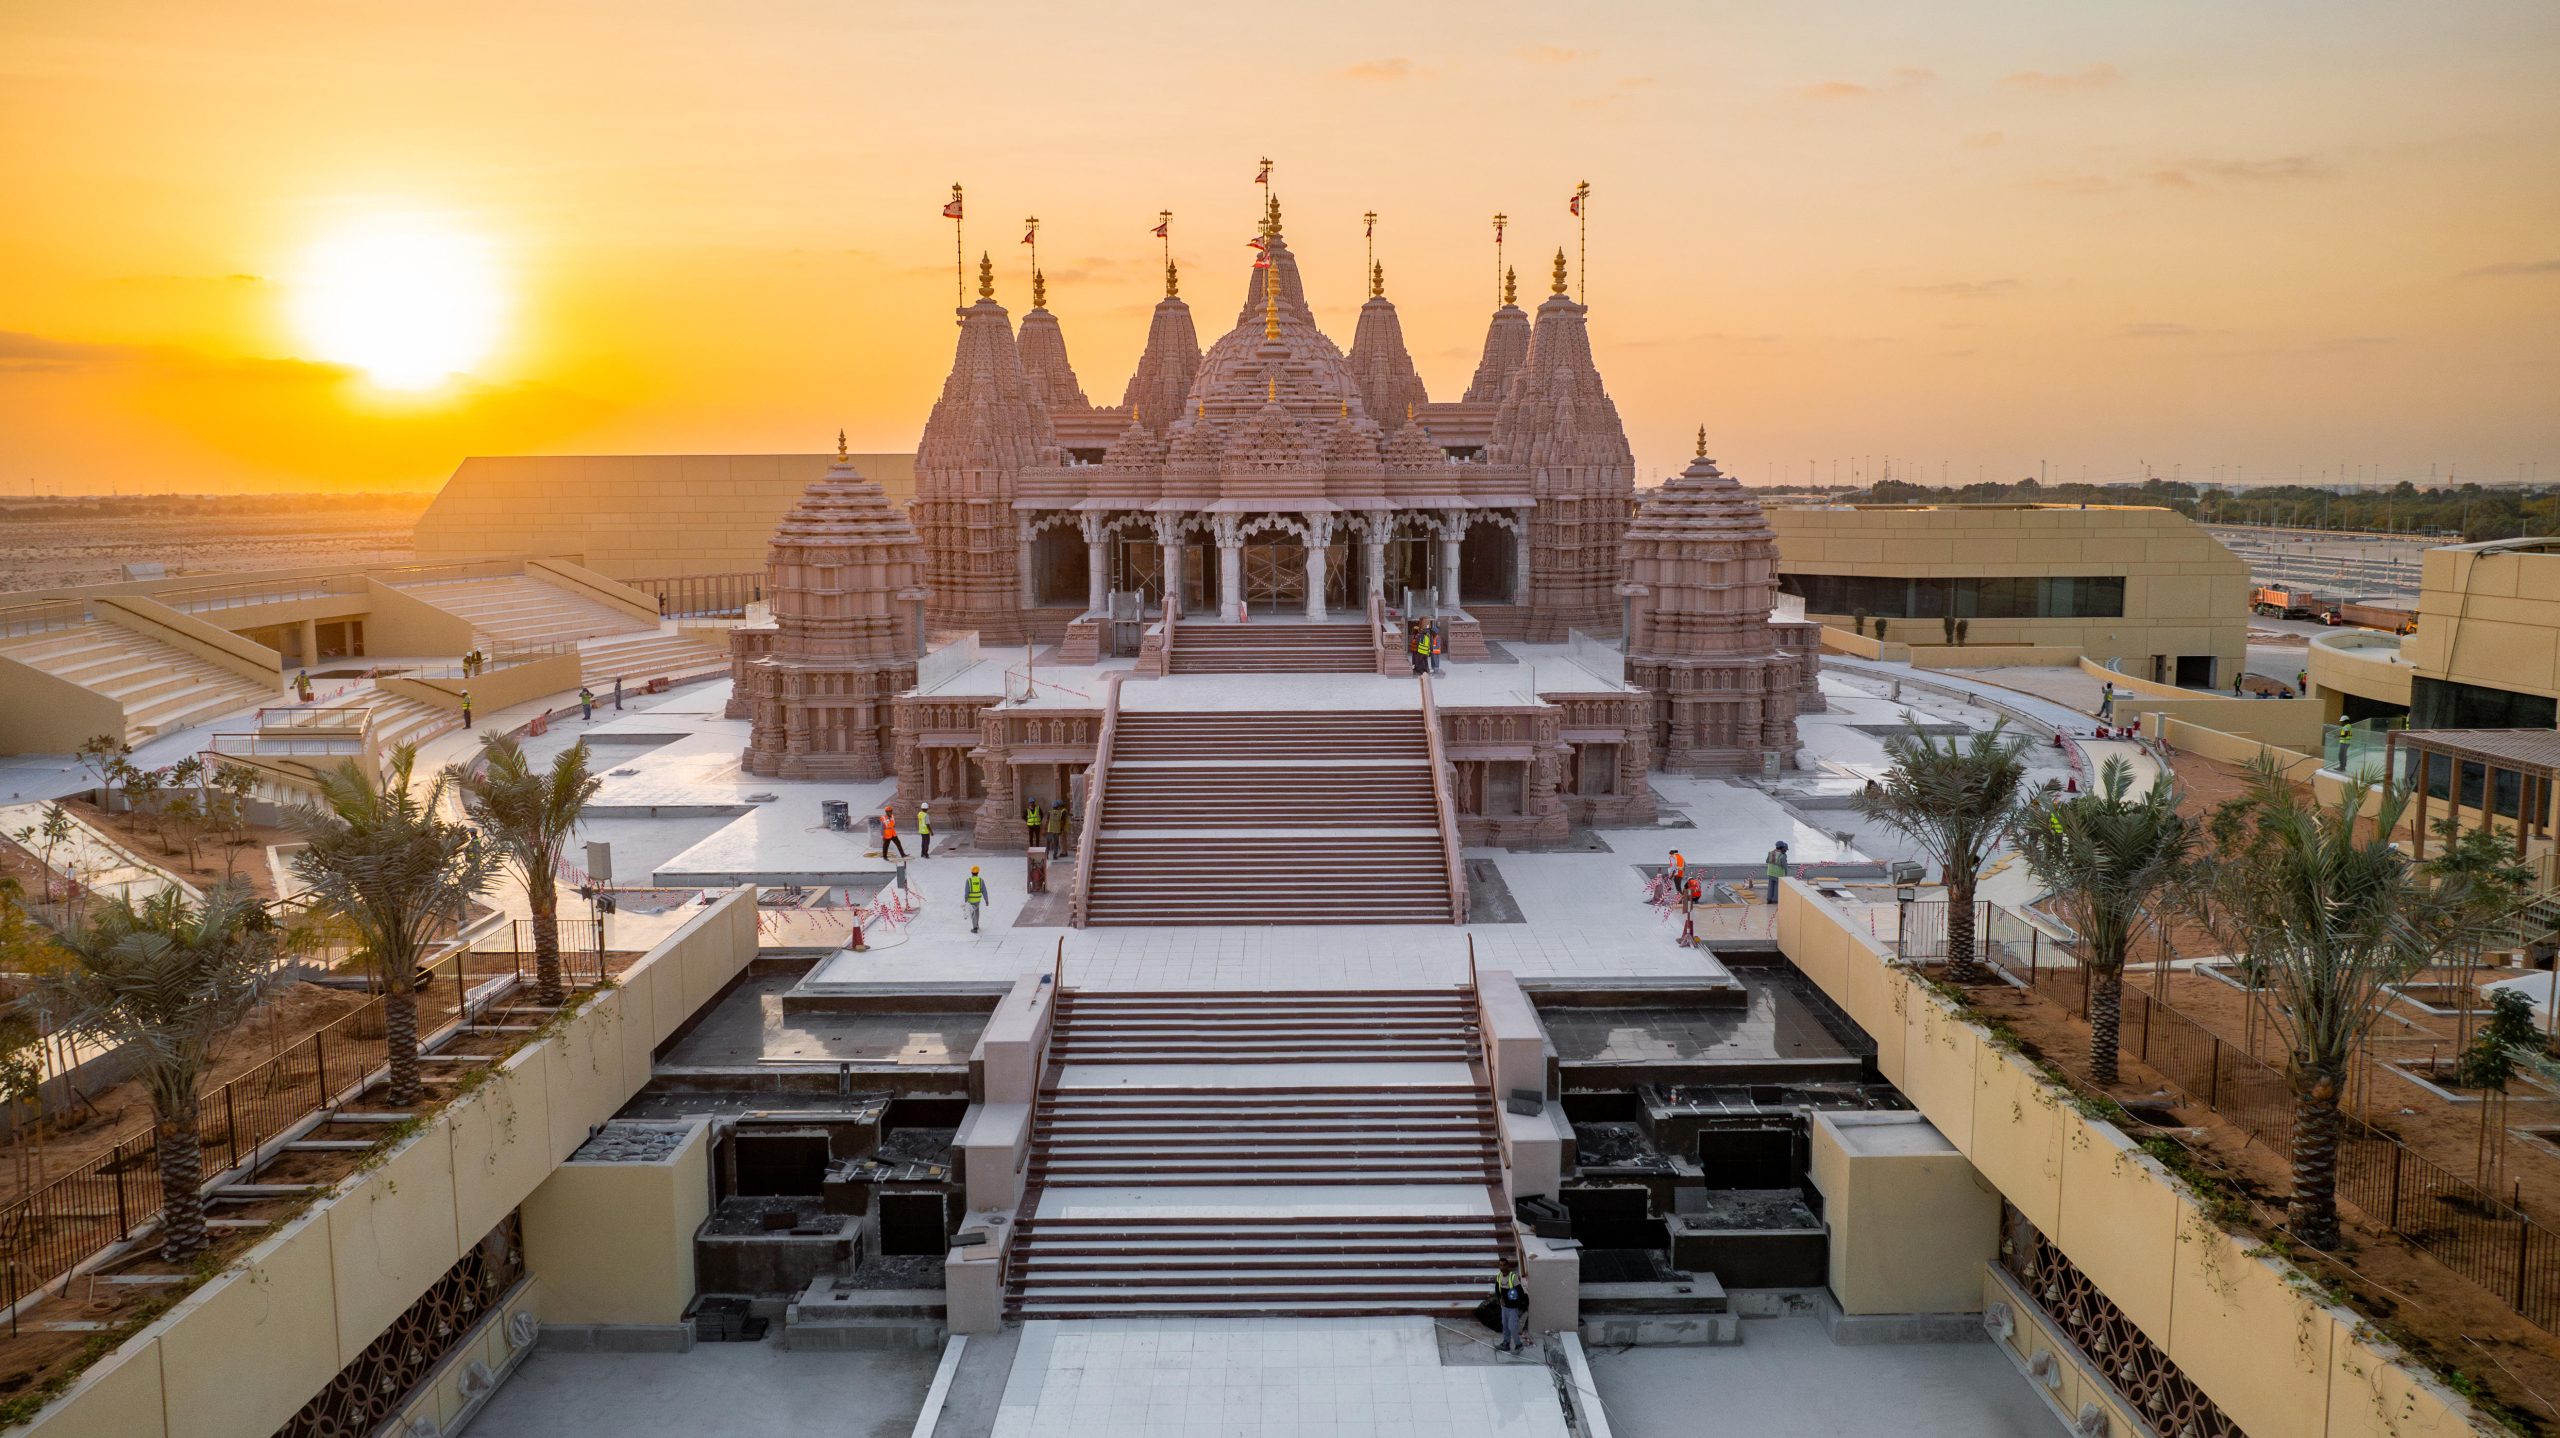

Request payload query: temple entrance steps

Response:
[386,574,655,645]
[573,628,727,688]
[1004,987,1514,1321]
[0,620,277,743]
[1167,621,1375,674]
[1082,710,1452,926]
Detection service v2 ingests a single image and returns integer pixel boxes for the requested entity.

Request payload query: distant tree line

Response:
[0,492,432,522]
[1852,477,2560,543]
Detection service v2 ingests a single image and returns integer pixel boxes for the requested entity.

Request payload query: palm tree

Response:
[43,883,272,1259]
[2188,761,2483,1248]
[1857,718,2033,983]
[2014,757,2194,1085]
[458,734,601,1007]
[288,744,496,1106]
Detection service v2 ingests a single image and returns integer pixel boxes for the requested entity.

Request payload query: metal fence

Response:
[623,572,762,620]
[0,918,603,1310]
[1897,896,2560,1333]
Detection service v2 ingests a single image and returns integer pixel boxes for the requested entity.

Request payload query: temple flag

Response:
[942,195,963,219]
[1568,191,1582,217]
[1151,218,1169,237]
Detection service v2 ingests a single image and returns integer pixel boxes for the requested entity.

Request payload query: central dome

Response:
[1175,230,1370,436]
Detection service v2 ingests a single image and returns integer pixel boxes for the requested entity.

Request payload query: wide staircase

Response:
[390,574,656,646]
[575,628,728,688]
[1168,621,1375,674]
[1005,987,1513,1320]
[1083,709,1454,925]
[0,620,276,742]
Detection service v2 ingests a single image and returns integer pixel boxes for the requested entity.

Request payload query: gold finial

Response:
[1551,248,1569,295]
[1370,260,1384,299]
[1503,266,1517,306]
[976,251,994,300]
[1261,190,1282,238]
[1695,425,1708,459]
[1032,268,1047,308]
[1268,374,1277,404]
[1406,400,1415,423]
[1263,256,1279,340]
[837,428,849,460]
[1339,396,1348,419]
[1165,258,1180,298]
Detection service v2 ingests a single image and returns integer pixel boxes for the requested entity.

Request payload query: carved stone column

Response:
[1150,513,1187,617]
[1438,518,1465,612]
[1016,521,1039,609]
[1303,514,1335,622]
[1512,522,1532,605]
[1214,515,1244,621]
[1078,512,1111,617]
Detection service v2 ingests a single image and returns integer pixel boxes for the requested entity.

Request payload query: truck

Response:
[2321,600,2418,635]
[2251,585,2334,619]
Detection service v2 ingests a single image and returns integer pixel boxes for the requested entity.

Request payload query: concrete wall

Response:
[414,453,918,579]
[521,1121,713,1326]
[0,651,127,755]
[360,576,482,655]
[1908,644,2089,670]
[92,595,283,690]
[1774,879,2486,1438]
[22,888,761,1438]
[2308,631,2415,713]
[379,650,584,717]
[1807,1112,1999,1316]
[1817,626,1913,662]
[1772,503,2248,676]
[2404,543,2560,702]
[2129,696,2325,751]
[527,557,665,625]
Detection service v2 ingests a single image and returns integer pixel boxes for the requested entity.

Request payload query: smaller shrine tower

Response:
[738,436,928,780]
[1620,431,1804,774]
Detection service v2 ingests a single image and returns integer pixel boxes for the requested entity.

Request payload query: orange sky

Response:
[3,1,2556,495]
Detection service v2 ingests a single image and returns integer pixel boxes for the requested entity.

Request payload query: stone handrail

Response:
[1066,670,1127,928]
[1160,590,1177,669]
[1416,675,1470,925]
[1369,590,1400,675]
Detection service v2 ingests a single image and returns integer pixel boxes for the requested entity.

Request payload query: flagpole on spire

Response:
[945,184,966,316]
[1572,181,1591,303]
[1492,213,1508,306]
[1363,211,1377,292]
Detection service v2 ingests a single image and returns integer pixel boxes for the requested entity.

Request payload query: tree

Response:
[1857,719,2033,983]
[41,883,272,1260]
[2419,816,2534,1056]
[458,735,601,1007]
[2014,758,2195,1085]
[207,763,258,881]
[287,745,496,1106]
[2188,763,2482,1248]
[72,736,130,802]
[2455,988,2539,1188]
[7,804,74,907]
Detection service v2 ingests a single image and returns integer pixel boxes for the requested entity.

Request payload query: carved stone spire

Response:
[1347,273,1428,432]
[1462,271,1534,403]
[1620,440,1802,774]
[915,278,1054,644]
[1489,279,1633,638]
[1016,271,1090,412]
[1121,281,1203,431]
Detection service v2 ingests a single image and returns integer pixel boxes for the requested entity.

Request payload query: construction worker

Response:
[964,866,988,933]
[917,803,932,859]
[1024,797,1044,851]
[294,671,313,703]
[2096,682,2114,723]
[1049,797,1070,858]
[613,676,624,711]
[1493,1266,1530,1353]
[1764,840,1789,904]
[1667,849,1686,892]
[881,803,905,859]
[460,690,473,730]
[578,687,596,722]
[1426,618,1445,676]
[1679,874,1704,947]
[1410,622,1433,676]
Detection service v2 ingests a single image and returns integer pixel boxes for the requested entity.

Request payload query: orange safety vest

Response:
[882,813,897,838]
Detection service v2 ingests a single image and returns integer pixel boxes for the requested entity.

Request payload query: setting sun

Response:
[289,214,501,391]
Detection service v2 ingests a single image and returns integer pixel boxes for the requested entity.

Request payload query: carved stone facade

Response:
[1436,693,1658,845]
[1620,442,1805,774]
[736,449,926,779]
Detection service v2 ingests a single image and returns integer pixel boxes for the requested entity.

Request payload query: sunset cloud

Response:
[2004,63,2120,91]
[1339,57,1425,83]
[2458,259,2560,279]
[1799,67,1932,101]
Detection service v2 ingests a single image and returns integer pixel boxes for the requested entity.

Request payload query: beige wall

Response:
[92,595,283,690]
[379,650,583,717]
[24,888,761,1438]
[522,1121,711,1326]
[1808,1112,1999,1316]
[2404,543,2560,702]
[414,453,917,580]
[2308,630,2415,716]
[0,652,127,755]
[1774,880,2485,1438]
[1771,504,2248,677]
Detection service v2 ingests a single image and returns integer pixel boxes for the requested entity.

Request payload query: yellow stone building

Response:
[1765,502,2250,685]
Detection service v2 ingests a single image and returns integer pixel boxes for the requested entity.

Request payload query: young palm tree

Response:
[43,883,272,1259]
[288,744,496,1106]
[1857,718,2033,983]
[458,734,601,1007]
[2014,757,2194,1085]
[2188,761,2484,1247]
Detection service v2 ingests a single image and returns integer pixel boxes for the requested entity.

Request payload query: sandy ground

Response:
[0,500,426,589]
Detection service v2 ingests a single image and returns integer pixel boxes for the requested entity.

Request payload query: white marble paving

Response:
[990,1317,1568,1438]
[1033,1185,1497,1220]
[1052,1061,1480,1091]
